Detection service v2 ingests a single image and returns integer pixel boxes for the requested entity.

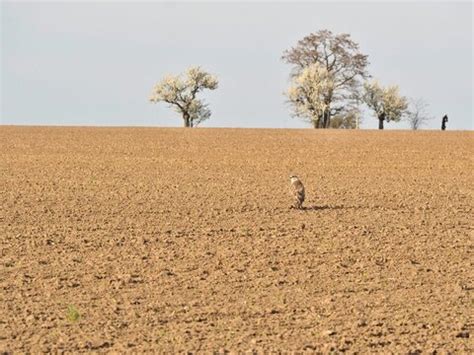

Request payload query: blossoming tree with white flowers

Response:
[286,64,335,128]
[363,80,408,130]
[282,30,369,128]
[150,67,218,127]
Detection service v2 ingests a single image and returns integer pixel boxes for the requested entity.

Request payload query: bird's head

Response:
[290,175,299,183]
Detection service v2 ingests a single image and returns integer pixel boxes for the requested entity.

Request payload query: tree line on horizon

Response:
[149,29,434,130]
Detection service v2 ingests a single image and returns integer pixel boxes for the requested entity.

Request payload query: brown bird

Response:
[290,175,305,209]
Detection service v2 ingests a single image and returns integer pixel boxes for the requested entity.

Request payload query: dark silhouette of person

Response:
[441,114,448,130]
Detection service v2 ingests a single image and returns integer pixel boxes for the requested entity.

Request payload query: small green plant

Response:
[155,329,166,343]
[66,305,80,322]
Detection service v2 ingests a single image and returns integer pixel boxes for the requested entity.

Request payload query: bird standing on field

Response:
[290,175,305,209]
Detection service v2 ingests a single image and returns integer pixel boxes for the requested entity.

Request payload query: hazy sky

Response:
[1,1,472,129]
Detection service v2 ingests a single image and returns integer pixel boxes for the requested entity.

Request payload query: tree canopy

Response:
[405,98,433,130]
[285,64,334,128]
[150,67,218,127]
[282,30,369,128]
[362,80,408,129]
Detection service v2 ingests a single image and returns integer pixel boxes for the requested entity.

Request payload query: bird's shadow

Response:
[300,204,346,211]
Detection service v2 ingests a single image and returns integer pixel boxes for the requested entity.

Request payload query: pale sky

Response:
[1,1,473,129]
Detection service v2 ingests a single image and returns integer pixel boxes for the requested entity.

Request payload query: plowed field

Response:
[1,127,472,352]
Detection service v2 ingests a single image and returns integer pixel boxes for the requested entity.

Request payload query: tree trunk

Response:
[378,116,384,130]
[324,111,331,128]
[313,117,321,129]
[183,113,190,127]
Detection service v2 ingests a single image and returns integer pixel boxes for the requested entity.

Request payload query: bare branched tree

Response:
[406,98,433,130]
[282,29,369,128]
[150,67,218,127]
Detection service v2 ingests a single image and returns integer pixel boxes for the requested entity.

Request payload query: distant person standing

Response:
[441,114,448,130]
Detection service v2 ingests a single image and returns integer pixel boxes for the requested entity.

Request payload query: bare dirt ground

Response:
[1,127,472,353]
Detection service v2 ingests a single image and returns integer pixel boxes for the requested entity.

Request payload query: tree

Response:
[285,64,335,128]
[282,29,369,128]
[329,108,361,129]
[149,67,218,127]
[405,98,433,130]
[362,80,408,130]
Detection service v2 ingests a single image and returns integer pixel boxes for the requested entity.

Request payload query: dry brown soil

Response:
[1,127,473,353]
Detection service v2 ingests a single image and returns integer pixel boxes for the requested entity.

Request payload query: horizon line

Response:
[1,124,472,132]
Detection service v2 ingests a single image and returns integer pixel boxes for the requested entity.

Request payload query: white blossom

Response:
[150,66,218,127]
[363,80,408,129]
[286,64,335,128]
